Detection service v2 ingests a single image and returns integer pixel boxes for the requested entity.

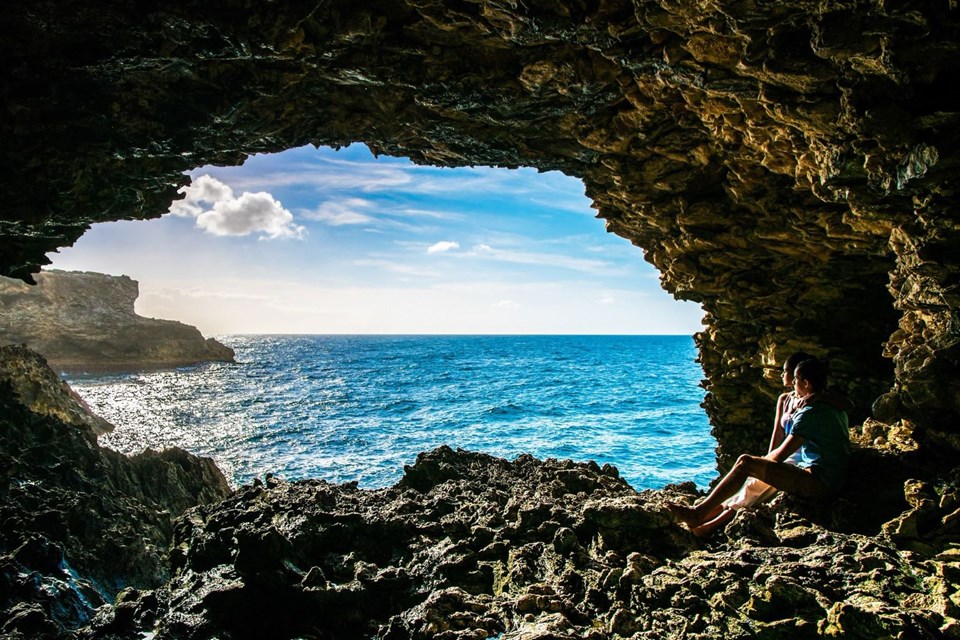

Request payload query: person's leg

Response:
[668,454,761,526]
[691,507,736,537]
[668,495,731,528]
[753,459,828,497]
[668,455,827,528]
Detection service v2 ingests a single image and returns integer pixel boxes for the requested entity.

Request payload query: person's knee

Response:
[736,454,766,477]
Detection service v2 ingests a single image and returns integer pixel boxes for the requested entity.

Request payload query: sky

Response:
[46,144,704,335]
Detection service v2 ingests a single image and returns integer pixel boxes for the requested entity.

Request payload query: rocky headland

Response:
[0,270,234,371]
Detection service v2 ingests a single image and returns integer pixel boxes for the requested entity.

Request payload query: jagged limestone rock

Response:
[0,345,231,639]
[0,341,114,436]
[75,447,960,640]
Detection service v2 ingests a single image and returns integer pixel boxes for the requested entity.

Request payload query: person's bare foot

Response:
[690,507,735,538]
[665,501,701,527]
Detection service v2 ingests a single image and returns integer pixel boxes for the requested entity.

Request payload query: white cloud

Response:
[303,197,376,226]
[192,174,234,202]
[427,241,460,254]
[197,192,304,239]
[168,175,304,239]
[465,243,609,274]
[394,207,460,220]
[528,194,595,216]
[215,149,557,199]
[223,159,414,194]
[152,286,274,301]
[351,258,439,279]
[494,299,520,309]
[168,175,235,218]
[599,296,616,304]
[301,200,457,234]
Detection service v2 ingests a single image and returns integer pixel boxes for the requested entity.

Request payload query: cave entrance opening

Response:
[45,144,717,492]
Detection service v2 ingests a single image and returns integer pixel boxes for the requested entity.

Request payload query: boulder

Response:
[0,345,232,639]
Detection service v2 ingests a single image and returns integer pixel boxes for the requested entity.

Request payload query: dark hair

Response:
[784,351,813,372]
[795,358,829,392]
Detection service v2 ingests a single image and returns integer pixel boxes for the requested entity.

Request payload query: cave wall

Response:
[2,0,959,468]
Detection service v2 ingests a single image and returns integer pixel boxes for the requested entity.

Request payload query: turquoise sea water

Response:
[64,335,717,490]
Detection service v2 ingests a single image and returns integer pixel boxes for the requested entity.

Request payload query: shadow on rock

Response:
[0,345,231,639]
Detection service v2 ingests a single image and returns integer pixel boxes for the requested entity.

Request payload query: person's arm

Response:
[768,393,789,453]
[766,433,805,463]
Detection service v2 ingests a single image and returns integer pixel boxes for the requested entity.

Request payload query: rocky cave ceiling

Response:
[2,0,959,468]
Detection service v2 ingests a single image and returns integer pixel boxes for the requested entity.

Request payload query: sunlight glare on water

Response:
[68,335,717,490]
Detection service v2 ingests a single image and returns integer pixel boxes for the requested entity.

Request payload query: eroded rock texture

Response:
[2,0,958,466]
[0,270,235,371]
[2,347,960,639]
[79,447,960,640]
[0,345,231,639]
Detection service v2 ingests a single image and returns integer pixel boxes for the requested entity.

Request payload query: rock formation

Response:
[75,448,960,639]
[1,0,958,468]
[0,345,231,639]
[1,344,958,639]
[2,1,960,638]
[0,337,114,436]
[0,270,234,371]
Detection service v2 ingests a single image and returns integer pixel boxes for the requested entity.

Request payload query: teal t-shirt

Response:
[789,401,851,492]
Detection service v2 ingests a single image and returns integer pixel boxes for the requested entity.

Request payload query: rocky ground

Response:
[0,345,231,638]
[0,271,234,371]
[77,448,960,640]
[3,345,960,639]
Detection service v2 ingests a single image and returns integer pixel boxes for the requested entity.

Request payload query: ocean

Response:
[63,335,717,491]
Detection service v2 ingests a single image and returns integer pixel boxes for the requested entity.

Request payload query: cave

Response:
[3,1,960,637]
[4,0,957,465]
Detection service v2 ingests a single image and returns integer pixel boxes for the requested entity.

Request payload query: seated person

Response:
[668,357,850,536]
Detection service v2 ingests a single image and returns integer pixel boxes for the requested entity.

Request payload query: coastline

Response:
[3,343,957,639]
[0,271,236,372]
[52,358,237,376]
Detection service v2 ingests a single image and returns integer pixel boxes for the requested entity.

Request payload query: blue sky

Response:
[47,144,703,335]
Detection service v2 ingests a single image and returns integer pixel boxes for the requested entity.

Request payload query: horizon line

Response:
[213,332,698,337]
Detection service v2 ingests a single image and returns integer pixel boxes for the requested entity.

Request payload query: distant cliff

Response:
[0,270,234,371]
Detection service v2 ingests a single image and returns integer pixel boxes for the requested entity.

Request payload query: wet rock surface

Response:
[0,345,231,639]
[0,271,234,371]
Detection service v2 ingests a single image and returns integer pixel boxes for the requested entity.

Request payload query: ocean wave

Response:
[483,402,525,416]
[68,335,716,491]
